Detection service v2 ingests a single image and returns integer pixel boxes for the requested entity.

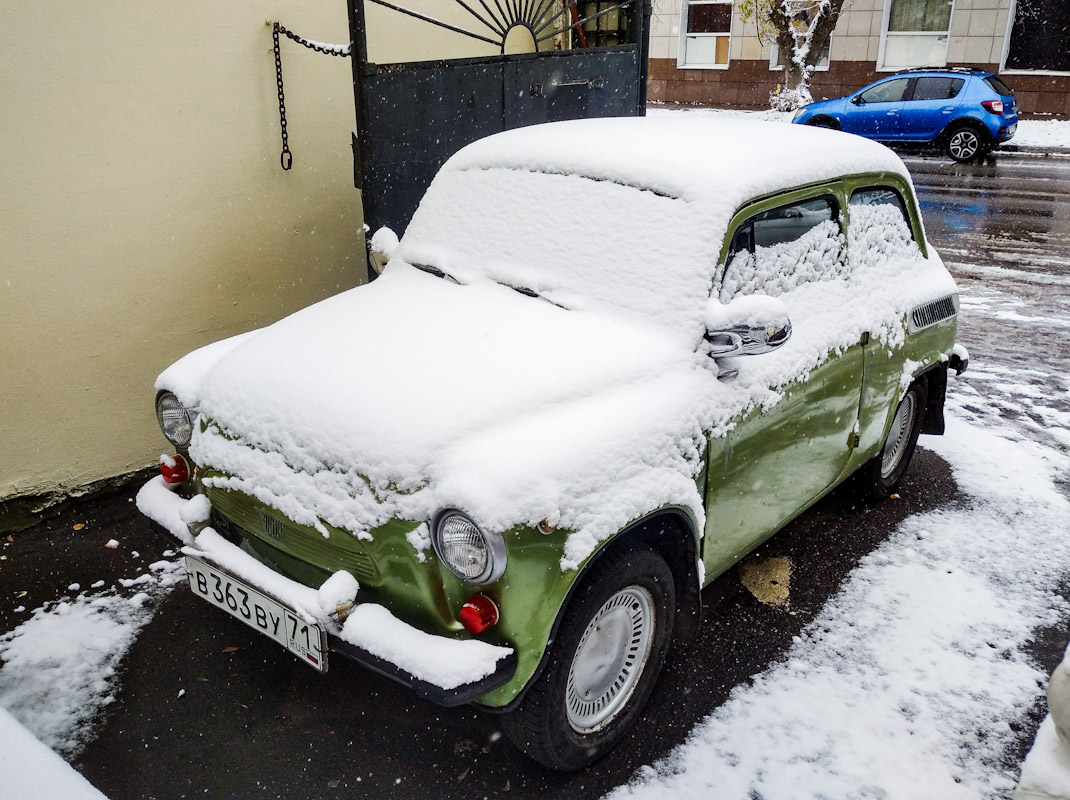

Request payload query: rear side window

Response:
[848,187,922,272]
[721,195,843,301]
[859,78,910,104]
[912,77,964,101]
[985,76,1014,96]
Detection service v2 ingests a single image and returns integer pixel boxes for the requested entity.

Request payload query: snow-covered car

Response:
[138,116,968,770]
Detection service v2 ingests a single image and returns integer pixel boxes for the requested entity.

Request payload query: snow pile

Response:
[606,411,1070,797]
[0,560,183,755]
[1017,718,1070,799]
[0,707,109,800]
[156,116,953,570]
[1013,119,1070,151]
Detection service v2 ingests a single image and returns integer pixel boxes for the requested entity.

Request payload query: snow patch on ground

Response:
[0,707,109,800]
[608,388,1070,798]
[0,560,183,756]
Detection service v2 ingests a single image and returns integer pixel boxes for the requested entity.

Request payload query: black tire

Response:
[859,377,928,500]
[500,539,675,771]
[807,116,840,130]
[944,124,987,163]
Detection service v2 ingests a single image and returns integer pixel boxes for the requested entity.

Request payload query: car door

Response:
[703,189,865,580]
[898,76,965,141]
[843,77,912,139]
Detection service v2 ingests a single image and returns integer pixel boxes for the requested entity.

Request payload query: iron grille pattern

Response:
[909,294,958,332]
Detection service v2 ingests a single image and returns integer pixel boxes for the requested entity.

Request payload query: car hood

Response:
[185,264,704,536]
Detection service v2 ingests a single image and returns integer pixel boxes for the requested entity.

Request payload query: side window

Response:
[859,78,911,104]
[911,77,964,101]
[721,195,843,302]
[848,187,922,272]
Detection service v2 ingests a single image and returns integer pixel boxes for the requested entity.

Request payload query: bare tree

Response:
[737,0,847,110]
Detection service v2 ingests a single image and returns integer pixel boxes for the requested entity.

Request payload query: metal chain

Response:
[271,22,351,171]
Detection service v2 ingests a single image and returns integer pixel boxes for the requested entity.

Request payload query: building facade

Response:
[649,0,1070,116]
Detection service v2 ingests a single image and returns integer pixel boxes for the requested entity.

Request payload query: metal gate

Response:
[345,0,651,240]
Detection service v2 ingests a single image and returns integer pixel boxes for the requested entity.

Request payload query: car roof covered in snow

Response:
[441,115,911,208]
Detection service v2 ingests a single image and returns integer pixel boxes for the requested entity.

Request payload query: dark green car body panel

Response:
[195,170,957,709]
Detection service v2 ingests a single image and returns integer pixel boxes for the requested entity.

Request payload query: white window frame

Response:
[999,0,1070,76]
[768,36,832,72]
[876,0,956,72]
[677,0,733,70]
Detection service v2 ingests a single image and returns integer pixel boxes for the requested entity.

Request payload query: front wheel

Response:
[945,125,986,162]
[500,540,675,770]
[859,378,928,500]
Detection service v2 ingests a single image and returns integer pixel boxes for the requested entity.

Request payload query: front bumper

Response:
[136,477,517,706]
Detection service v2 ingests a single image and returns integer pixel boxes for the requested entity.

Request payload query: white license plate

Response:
[184,555,328,672]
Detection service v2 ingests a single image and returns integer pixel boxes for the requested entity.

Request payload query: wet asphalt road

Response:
[4,150,1070,800]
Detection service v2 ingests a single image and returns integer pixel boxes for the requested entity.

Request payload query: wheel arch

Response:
[941,116,990,143]
[485,507,701,714]
[807,115,842,130]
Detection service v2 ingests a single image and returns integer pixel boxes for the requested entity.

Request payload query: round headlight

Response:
[431,510,506,585]
[155,391,193,448]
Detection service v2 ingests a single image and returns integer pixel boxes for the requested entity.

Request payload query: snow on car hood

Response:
[184,264,711,550]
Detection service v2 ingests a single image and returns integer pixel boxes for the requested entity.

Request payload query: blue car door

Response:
[843,77,912,139]
[898,76,965,141]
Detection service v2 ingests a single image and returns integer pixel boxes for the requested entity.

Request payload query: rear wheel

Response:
[859,377,928,500]
[500,539,674,771]
[945,124,986,162]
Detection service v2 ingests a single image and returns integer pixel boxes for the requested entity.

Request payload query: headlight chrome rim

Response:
[155,390,194,449]
[431,508,506,585]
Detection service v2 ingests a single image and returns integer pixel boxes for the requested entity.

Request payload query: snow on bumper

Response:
[136,477,516,703]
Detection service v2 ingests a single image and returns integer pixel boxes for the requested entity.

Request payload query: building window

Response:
[769,38,832,72]
[681,0,732,68]
[1005,0,1070,73]
[880,0,953,70]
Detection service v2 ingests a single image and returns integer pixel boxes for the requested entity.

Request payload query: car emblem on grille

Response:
[259,510,284,539]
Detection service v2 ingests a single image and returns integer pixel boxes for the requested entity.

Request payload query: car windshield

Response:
[397,166,714,338]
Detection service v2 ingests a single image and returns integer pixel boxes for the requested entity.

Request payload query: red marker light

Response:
[160,454,190,484]
[459,593,499,634]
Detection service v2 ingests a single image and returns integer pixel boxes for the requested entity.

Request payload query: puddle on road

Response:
[740,556,792,608]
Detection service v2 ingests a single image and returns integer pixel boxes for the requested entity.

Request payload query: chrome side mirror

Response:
[705,295,792,376]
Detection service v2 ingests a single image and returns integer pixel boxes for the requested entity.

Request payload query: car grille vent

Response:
[909,294,958,333]
[205,486,378,583]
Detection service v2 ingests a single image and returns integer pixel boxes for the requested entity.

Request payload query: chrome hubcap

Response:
[566,586,654,733]
[881,392,917,478]
[949,130,980,159]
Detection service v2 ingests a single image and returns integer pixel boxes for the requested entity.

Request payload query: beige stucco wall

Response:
[0,1,366,500]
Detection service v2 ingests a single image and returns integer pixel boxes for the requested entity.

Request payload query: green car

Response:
[139,116,967,770]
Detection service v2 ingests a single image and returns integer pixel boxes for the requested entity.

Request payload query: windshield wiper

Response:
[500,282,568,310]
[412,263,459,283]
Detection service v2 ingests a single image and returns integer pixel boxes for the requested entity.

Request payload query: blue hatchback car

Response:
[793,68,1017,162]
